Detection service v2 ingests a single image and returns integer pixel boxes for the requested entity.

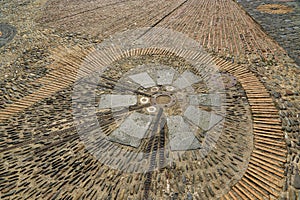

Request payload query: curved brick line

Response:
[215,57,287,199]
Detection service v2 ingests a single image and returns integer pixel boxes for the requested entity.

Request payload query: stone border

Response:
[213,57,287,199]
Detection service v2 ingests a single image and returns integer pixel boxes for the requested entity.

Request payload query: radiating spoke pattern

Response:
[96,65,225,151]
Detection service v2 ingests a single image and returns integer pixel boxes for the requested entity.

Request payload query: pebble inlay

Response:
[0,23,16,48]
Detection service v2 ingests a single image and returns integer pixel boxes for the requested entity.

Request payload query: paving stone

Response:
[167,116,201,151]
[129,72,156,88]
[157,68,176,85]
[173,71,200,89]
[184,106,223,131]
[293,170,300,189]
[108,113,153,147]
[188,94,222,107]
[98,94,137,109]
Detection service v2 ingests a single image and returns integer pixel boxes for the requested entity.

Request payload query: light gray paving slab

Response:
[129,72,156,88]
[173,70,200,89]
[189,94,222,106]
[98,94,137,109]
[157,69,176,85]
[108,113,153,148]
[184,105,223,131]
[167,116,201,151]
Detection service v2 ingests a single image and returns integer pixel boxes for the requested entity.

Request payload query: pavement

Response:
[0,0,299,199]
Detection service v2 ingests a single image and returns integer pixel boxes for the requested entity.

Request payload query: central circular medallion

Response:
[156,94,171,104]
[152,92,176,108]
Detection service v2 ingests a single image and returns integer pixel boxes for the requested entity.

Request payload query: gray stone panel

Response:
[108,113,153,147]
[189,94,222,106]
[98,94,137,109]
[173,70,200,89]
[129,72,156,88]
[157,69,176,85]
[167,116,201,151]
[184,106,223,131]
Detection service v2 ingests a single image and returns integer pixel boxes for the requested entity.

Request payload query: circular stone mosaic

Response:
[74,53,253,199]
[256,4,294,14]
[70,27,256,199]
[0,23,16,48]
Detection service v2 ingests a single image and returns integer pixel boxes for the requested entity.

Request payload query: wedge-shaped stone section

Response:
[184,105,223,131]
[173,70,200,89]
[157,69,176,85]
[108,113,153,148]
[189,94,222,106]
[167,116,201,151]
[129,72,156,88]
[98,94,137,109]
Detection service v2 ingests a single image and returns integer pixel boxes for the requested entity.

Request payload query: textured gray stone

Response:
[184,105,223,131]
[173,70,200,89]
[108,113,153,147]
[189,94,222,106]
[129,72,156,88]
[167,116,201,151]
[157,69,176,85]
[98,94,137,109]
[293,170,300,189]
